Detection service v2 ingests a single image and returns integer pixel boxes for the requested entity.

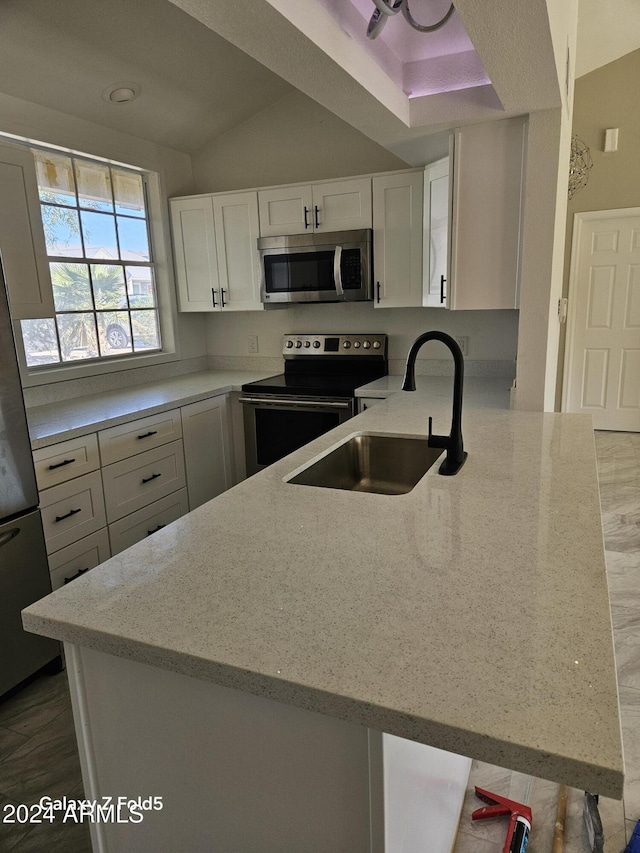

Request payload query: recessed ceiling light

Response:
[101,82,141,104]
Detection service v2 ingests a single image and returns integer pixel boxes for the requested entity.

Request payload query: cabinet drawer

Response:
[109,488,189,556]
[102,440,186,523]
[48,528,110,591]
[41,471,106,554]
[33,434,100,489]
[98,410,182,466]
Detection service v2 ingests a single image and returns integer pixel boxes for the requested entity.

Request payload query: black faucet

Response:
[401,331,468,476]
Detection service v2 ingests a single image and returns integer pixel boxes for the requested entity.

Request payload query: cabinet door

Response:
[170,196,220,312]
[213,192,263,311]
[312,178,372,233]
[372,172,423,308]
[181,396,233,511]
[108,489,189,556]
[0,141,54,319]
[40,470,107,555]
[423,157,450,308]
[258,185,313,237]
[449,119,525,310]
[48,528,110,591]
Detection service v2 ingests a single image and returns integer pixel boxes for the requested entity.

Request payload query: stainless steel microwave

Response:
[259,229,372,304]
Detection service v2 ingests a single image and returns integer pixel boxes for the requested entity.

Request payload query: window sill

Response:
[20,348,180,388]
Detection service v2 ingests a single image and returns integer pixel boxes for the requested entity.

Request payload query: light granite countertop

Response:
[22,376,623,798]
[26,369,276,449]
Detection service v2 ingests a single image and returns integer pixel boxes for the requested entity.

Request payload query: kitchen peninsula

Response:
[23,376,623,852]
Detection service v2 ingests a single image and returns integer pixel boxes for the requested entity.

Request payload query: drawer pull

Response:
[147,524,166,535]
[64,567,89,584]
[54,508,82,523]
[137,430,158,440]
[48,458,76,470]
[142,472,162,484]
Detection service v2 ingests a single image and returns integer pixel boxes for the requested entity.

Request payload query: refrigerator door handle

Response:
[0,527,19,549]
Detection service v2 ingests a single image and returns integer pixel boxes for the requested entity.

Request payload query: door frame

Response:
[561,206,640,415]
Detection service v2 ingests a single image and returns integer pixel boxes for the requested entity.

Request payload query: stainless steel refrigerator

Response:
[0,261,61,698]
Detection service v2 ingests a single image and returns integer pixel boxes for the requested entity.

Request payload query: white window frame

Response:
[7,142,181,388]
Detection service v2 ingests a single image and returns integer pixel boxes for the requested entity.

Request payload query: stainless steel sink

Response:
[287,433,443,495]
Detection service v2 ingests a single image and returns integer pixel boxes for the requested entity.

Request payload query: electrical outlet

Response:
[248,335,259,354]
[455,336,469,356]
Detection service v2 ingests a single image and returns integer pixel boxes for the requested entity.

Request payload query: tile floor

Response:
[0,430,637,853]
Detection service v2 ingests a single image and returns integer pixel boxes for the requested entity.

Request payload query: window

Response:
[20,149,161,367]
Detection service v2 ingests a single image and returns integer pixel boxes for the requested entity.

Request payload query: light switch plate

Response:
[455,336,468,356]
[248,335,259,353]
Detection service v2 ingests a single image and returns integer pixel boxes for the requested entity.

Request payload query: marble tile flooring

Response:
[0,430,637,852]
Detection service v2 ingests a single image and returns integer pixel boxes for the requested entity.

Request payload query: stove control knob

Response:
[343,341,351,349]
[362,340,371,349]
[353,341,361,349]
[285,340,294,349]
[373,341,381,349]
[295,340,303,349]
[303,340,311,348]
[313,340,321,348]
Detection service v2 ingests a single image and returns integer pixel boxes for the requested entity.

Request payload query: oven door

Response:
[240,395,355,476]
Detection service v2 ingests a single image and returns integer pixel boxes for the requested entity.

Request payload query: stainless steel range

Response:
[240,333,388,476]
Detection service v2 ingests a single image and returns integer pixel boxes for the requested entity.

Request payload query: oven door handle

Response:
[238,397,351,409]
[333,245,344,299]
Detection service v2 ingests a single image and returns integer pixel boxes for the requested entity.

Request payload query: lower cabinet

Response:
[109,489,190,556]
[36,392,236,584]
[181,396,234,511]
[357,397,385,413]
[48,529,111,591]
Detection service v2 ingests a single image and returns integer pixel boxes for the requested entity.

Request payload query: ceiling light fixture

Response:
[366,0,455,39]
[101,82,141,105]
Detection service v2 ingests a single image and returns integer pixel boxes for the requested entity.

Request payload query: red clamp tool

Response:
[472,786,532,853]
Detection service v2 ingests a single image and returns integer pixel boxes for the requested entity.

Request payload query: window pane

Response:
[51,263,92,311]
[33,151,76,206]
[56,313,99,361]
[75,160,113,212]
[80,210,118,259]
[117,216,150,261]
[131,310,160,351]
[20,318,60,366]
[126,266,156,308]
[42,205,83,257]
[97,312,132,354]
[113,169,145,217]
[90,264,127,309]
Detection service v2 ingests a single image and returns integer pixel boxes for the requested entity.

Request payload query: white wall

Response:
[207,304,518,374]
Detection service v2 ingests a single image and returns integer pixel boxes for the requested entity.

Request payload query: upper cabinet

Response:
[423,157,451,309]
[0,141,55,320]
[449,118,525,310]
[372,171,423,308]
[258,178,372,237]
[170,191,262,312]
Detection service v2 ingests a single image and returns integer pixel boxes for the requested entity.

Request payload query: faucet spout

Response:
[401,331,467,475]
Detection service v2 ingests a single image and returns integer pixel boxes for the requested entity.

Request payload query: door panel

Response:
[564,211,640,431]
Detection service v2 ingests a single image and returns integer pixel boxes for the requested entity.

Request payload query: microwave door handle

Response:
[333,246,344,298]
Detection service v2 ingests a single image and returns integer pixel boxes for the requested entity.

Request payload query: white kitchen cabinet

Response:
[98,409,183,466]
[33,433,100,491]
[449,118,525,310]
[48,529,111,591]
[102,440,187,524]
[358,397,384,413]
[372,171,423,308]
[170,191,262,312]
[258,178,372,236]
[40,470,106,555]
[181,395,234,511]
[108,489,190,556]
[212,192,262,311]
[0,140,55,319]
[423,157,451,308]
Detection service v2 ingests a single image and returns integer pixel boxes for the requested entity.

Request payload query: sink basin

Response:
[286,433,443,495]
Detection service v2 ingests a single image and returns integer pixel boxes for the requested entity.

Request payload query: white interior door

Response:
[564,209,640,431]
